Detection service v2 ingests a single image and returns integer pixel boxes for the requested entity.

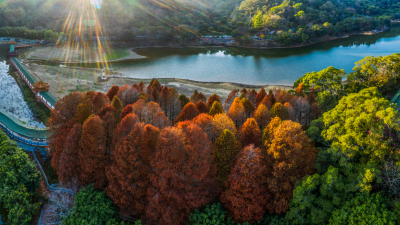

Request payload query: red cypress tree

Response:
[102,111,117,153]
[92,92,110,115]
[206,93,221,108]
[120,104,134,120]
[221,145,268,224]
[255,87,267,106]
[160,86,171,113]
[132,99,146,121]
[112,112,140,150]
[58,123,82,186]
[147,124,219,225]
[106,85,120,101]
[98,104,117,119]
[152,79,162,90]
[141,124,160,165]
[276,90,293,104]
[151,112,171,129]
[195,100,209,114]
[240,118,261,147]
[174,102,200,124]
[152,86,160,103]
[48,92,82,127]
[143,101,163,124]
[246,89,257,104]
[268,90,276,106]
[284,102,296,121]
[138,81,146,92]
[106,123,150,217]
[50,120,76,171]
[192,113,214,140]
[240,88,247,95]
[260,95,272,109]
[78,116,108,189]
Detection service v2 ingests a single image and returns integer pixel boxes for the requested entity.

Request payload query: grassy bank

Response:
[20,83,51,124]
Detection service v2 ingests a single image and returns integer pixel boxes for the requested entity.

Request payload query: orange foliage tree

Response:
[240,118,261,147]
[107,123,151,217]
[78,116,108,189]
[295,83,304,95]
[192,113,214,140]
[174,102,200,124]
[265,120,317,214]
[106,85,120,101]
[58,123,82,186]
[212,113,238,142]
[147,124,219,225]
[253,104,271,130]
[224,89,239,111]
[195,100,209,114]
[221,145,268,224]
[214,129,241,187]
[260,95,272,109]
[227,97,246,127]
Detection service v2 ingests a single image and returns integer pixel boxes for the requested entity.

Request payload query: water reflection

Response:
[27,24,400,85]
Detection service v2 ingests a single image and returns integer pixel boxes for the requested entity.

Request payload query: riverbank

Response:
[20,59,291,101]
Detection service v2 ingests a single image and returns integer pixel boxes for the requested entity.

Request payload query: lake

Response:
[36,24,400,86]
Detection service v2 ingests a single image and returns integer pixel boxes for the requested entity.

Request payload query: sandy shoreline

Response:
[18,58,291,101]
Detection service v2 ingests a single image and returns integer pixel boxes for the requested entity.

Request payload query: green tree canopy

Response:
[62,184,124,225]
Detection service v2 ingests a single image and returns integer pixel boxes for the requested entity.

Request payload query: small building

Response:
[33,80,50,93]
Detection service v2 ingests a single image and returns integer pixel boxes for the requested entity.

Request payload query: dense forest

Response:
[0,0,400,45]
[2,53,400,224]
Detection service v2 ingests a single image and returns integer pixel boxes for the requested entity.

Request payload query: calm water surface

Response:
[39,25,400,86]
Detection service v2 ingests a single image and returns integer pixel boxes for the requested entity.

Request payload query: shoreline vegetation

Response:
[23,25,391,64]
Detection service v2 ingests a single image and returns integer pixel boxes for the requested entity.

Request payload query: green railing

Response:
[10,57,57,109]
[0,109,50,140]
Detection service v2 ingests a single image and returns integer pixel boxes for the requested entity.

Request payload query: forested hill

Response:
[0,0,398,44]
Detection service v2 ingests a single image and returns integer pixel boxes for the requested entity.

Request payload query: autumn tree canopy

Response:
[265,120,317,214]
[214,129,241,187]
[221,145,268,224]
[79,116,108,189]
